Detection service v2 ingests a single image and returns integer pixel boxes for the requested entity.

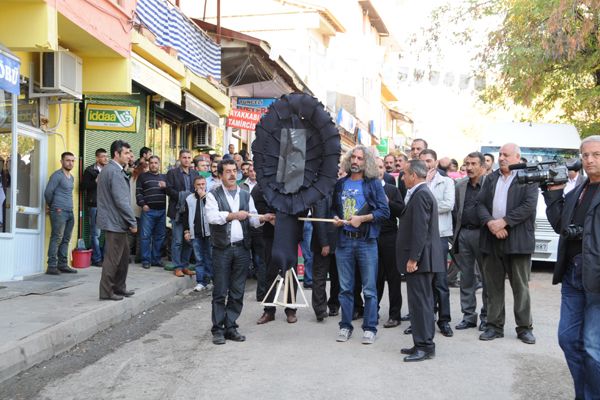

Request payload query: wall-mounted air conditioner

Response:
[193,123,215,148]
[40,48,83,99]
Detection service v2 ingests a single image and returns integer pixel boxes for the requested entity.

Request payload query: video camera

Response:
[508,159,582,188]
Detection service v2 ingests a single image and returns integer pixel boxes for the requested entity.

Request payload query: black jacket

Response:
[544,181,600,293]
[396,184,444,274]
[397,172,407,200]
[477,170,538,255]
[81,164,101,207]
[251,184,274,239]
[166,167,198,220]
[380,182,404,236]
[311,196,337,252]
[383,172,396,186]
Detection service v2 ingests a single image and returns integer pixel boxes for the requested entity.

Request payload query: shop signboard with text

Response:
[226,108,262,131]
[85,104,138,132]
[235,97,276,115]
[0,50,20,95]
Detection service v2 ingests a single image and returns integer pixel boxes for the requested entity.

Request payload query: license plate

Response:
[535,241,548,252]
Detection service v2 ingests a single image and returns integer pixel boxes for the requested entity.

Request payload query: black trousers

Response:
[100,231,130,298]
[250,230,267,301]
[407,272,436,352]
[311,239,339,316]
[263,236,297,315]
[432,236,451,324]
[211,244,250,335]
[376,232,402,320]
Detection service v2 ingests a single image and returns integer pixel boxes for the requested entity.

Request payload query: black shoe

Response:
[151,262,166,268]
[303,283,313,289]
[212,334,226,345]
[455,320,477,330]
[404,350,435,362]
[142,263,150,269]
[439,323,454,337]
[114,290,135,297]
[91,261,102,267]
[448,281,460,288]
[401,314,411,321]
[401,346,416,355]
[225,330,246,342]
[58,266,77,273]
[479,321,487,332]
[46,268,60,275]
[479,328,504,341]
[403,326,412,335]
[518,330,536,344]
[316,312,328,322]
[100,294,123,301]
[383,319,401,328]
[328,308,339,317]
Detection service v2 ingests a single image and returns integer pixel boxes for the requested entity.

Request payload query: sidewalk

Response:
[0,265,195,383]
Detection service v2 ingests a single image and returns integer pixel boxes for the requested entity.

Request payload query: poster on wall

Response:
[85,104,138,132]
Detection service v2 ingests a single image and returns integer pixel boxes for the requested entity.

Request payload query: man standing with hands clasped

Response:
[396,160,444,362]
[97,140,138,301]
[205,159,274,345]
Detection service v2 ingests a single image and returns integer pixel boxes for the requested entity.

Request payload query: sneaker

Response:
[336,328,352,342]
[141,263,150,269]
[362,331,376,345]
[205,283,214,291]
[193,283,206,292]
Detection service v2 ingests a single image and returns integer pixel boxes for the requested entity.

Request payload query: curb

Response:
[0,277,194,384]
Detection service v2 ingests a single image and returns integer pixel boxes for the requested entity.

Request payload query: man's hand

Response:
[158,181,166,188]
[495,228,508,239]
[487,218,507,235]
[196,188,206,198]
[348,215,364,228]
[259,213,275,223]
[406,259,418,273]
[426,168,436,182]
[332,216,345,227]
[321,245,330,257]
[142,205,150,212]
[184,231,191,242]
[129,226,138,234]
[236,210,249,221]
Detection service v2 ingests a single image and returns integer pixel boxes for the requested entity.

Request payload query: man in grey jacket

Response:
[97,140,138,301]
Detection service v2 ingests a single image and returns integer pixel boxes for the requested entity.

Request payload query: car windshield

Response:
[481,146,579,163]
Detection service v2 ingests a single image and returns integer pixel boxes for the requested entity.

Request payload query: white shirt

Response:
[564,173,579,195]
[404,181,427,204]
[243,178,257,192]
[492,171,516,219]
[204,184,261,243]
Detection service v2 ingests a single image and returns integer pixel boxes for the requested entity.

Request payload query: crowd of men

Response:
[44,135,599,396]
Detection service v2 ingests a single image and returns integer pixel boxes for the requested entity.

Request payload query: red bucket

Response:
[72,249,92,268]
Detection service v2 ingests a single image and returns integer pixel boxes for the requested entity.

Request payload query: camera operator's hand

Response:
[487,218,507,235]
[546,183,566,191]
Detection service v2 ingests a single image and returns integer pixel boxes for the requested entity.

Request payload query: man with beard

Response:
[206,160,220,191]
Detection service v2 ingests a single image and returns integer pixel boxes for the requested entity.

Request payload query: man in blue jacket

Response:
[332,145,390,345]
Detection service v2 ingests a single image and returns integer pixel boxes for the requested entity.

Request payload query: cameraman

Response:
[543,135,600,399]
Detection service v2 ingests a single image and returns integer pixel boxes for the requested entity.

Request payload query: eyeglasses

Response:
[582,152,600,160]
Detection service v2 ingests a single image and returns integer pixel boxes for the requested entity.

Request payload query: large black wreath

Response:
[252,93,341,273]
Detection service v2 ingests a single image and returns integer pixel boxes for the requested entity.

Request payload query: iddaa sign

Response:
[85,104,138,132]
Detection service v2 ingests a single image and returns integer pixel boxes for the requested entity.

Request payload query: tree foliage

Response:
[429,0,600,136]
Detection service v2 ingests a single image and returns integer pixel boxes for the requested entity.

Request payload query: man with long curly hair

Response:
[332,145,390,344]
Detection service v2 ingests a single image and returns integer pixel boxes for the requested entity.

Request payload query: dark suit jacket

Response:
[396,184,444,274]
[311,196,337,252]
[544,180,600,292]
[477,169,538,255]
[166,167,198,220]
[383,172,396,186]
[397,172,407,200]
[451,175,486,253]
[380,182,404,236]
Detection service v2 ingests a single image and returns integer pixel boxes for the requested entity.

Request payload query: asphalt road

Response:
[1,268,573,400]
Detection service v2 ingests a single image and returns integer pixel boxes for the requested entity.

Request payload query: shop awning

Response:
[184,92,220,126]
[131,53,181,105]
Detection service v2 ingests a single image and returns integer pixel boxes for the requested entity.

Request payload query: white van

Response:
[479,122,581,263]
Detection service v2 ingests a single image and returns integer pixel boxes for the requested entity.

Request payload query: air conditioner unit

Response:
[40,48,83,99]
[193,123,215,148]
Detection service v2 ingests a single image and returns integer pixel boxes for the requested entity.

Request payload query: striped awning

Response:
[135,0,221,81]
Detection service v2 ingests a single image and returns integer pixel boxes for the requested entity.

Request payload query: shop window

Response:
[15,136,40,230]
[0,89,12,233]
[18,82,40,128]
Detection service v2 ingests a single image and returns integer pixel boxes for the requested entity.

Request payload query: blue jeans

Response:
[89,207,103,263]
[301,221,313,284]
[47,208,74,268]
[140,209,166,265]
[558,256,600,399]
[191,236,213,284]
[171,219,192,269]
[336,235,378,333]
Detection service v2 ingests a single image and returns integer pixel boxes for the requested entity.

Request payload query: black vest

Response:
[209,186,251,249]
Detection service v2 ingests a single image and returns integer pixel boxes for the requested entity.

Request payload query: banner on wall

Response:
[0,50,20,95]
[85,104,138,132]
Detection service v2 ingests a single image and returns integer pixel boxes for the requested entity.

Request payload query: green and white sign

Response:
[86,104,138,132]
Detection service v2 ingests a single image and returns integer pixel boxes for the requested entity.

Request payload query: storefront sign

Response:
[336,107,356,133]
[226,108,262,131]
[377,138,389,157]
[85,104,138,132]
[0,50,20,95]
[236,97,276,115]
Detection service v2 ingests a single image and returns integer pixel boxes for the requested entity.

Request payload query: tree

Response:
[427,0,600,137]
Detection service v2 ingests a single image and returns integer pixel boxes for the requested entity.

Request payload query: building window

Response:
[0,89,13,233]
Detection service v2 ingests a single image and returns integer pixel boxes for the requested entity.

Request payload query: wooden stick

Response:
[248,213,342,224]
